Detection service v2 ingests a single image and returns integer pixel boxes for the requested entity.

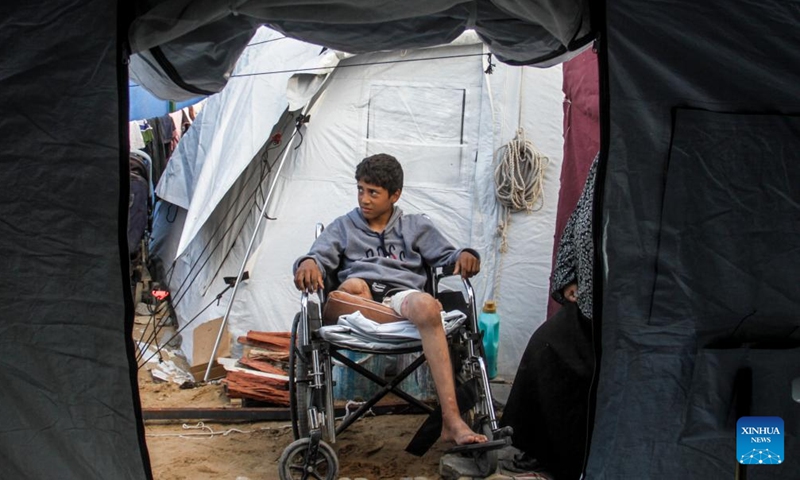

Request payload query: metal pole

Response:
[203,111,308,382]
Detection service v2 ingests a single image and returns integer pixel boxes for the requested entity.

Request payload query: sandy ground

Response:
[138,362,448,479]
[132,297,515,480]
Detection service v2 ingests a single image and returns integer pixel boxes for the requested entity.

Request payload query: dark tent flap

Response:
[651,109,800,341]
[128,0,592,100]
[653,110,800,473]
[680,347,800,463]
[592,0,800,478]
[129,15,260,100]
[0,1,150,478]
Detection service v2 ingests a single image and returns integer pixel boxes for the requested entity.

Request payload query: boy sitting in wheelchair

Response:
[293,153,488,447]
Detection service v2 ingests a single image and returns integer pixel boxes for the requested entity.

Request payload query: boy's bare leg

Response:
[401,292,487,445]
[338,278,373,300]
[335,281,486,444]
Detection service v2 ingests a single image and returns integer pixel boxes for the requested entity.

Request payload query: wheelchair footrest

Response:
[445,437,510,455]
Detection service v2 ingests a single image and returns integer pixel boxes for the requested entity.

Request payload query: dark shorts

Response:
[362,279,406,303]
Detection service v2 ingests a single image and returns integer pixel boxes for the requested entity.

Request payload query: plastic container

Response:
[396,353,437,402]
[478,300,500,379]
[332,351,384,401]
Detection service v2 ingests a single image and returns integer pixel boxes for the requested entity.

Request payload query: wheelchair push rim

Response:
[289,312,310,440]
[290,308,335,442]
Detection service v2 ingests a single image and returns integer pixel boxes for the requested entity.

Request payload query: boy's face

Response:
[357,180,400,222]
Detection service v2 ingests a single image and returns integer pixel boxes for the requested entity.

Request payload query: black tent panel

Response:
[652,110,800,339]
[591,0,800,478]
[0,1,150,479]
[655,110,800,475]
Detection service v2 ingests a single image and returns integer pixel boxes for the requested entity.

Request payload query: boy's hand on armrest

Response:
[453,251,480,279]
[294,258,324,292]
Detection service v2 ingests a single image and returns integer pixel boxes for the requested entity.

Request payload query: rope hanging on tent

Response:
[493,127,549,253]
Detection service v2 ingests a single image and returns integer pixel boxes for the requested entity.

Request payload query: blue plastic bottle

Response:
[478,300,500,379]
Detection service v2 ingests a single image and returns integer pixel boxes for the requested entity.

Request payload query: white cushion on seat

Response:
[318,310,467,351]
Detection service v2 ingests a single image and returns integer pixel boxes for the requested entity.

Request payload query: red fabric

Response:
[548,49,600,317]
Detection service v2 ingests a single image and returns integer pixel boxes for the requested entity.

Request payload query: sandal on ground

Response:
[445,437,510,454]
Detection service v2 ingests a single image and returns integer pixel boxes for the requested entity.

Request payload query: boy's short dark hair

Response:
[355,153,403,194]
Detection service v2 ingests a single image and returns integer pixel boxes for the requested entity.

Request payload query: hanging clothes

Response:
[169,111,182,150]
[129,120,146,150]
[139,120,154,145]
[144,113,174,187]
[128,155,150,260]
[180,108,193,135]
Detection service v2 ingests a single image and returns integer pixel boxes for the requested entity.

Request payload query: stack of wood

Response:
[223,331,292,406]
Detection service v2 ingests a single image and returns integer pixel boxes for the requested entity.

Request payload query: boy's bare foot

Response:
[442,420,488,445]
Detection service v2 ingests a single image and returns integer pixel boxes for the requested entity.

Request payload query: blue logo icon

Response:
[737,416,784,465]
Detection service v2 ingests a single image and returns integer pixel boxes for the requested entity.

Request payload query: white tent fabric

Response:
[286,50,344,111]
[151,35,564,376]
[155,28,325,256]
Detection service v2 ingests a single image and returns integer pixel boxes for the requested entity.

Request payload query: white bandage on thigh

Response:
[382,289,418,317]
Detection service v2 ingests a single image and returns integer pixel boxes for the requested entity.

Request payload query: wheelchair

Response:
[278,236,511,479]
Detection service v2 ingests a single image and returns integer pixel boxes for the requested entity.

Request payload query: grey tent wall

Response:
[588,1,800,478]
[0,1,151,479]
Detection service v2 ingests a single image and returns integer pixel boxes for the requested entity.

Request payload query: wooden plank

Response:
[142,407,290,422]
[141,401,433,422]
[238,357,288,376]
[238,331,291,351]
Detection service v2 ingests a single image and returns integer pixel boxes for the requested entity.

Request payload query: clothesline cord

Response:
[230,52,488,78]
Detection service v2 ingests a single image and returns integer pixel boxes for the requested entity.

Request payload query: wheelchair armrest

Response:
[300,289,325,308]
[434,263,474,289]
[299,289,325,343]
[432,264,477,320]
[439,263,457,277]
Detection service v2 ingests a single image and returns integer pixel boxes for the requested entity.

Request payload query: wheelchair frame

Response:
[278,268,508,480]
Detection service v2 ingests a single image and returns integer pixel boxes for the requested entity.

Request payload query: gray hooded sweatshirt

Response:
[293,207,478,290]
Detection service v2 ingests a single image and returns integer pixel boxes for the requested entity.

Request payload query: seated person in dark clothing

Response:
[293,153,487,446]
[500,154,599,479]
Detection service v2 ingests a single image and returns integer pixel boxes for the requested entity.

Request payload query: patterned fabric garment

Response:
[550,153,599,319]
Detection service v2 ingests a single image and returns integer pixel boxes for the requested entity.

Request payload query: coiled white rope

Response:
[493,127,549,253]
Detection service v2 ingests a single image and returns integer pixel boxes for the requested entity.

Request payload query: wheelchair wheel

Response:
[289,313,310,440]
[473,421,498,477]
[278,438,338,480]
